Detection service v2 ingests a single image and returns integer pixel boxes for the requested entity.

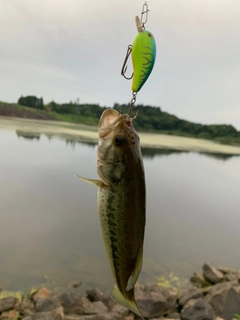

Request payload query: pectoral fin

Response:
[111,285,144,319]
[126,247,143,291]
[76,175,104,187]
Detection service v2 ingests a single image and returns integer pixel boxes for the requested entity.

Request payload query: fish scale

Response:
[98,182,143,293]
[78,109,146,318]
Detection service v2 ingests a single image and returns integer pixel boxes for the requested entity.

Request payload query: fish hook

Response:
[121,45,133,80]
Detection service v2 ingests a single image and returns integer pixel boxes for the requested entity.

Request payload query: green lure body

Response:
[131,29,156,92]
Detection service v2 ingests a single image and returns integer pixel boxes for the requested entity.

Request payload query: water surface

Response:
[0,129,240,293]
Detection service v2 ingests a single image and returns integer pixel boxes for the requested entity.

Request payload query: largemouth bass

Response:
[78,109,146,318]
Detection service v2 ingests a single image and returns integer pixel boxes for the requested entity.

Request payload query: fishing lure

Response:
[121,2,156,112]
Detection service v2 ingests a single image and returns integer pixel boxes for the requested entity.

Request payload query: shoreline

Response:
[1,116,240,155]
[1,263,240,320]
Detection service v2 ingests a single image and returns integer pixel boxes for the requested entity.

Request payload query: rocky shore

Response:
[1,263,240,320]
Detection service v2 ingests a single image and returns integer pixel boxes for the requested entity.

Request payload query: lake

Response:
[0,129,240,294]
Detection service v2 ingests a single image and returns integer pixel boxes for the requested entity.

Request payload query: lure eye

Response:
[115,135,124,146]
[148,33,152,38]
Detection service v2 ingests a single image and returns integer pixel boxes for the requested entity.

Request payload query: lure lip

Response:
[135,16,143,33]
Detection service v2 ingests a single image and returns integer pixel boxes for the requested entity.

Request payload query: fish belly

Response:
[97,180,145,293]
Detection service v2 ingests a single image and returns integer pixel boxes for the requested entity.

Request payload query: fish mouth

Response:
[98,109,133,140]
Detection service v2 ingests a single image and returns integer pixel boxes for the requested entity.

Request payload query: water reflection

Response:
[198,152,239,161]
[141,147,187,158]
[15,130,240,161]
[16,130,40,140]
[1,129,240,293]
[65,139,96,149]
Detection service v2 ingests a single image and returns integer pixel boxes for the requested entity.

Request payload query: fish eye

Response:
[114,135,124,146]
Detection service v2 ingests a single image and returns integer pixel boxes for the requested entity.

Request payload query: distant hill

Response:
[0,98,240,146]
[113,103,240,145]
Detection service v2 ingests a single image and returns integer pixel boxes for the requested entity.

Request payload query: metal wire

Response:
[141,2,149,30]
[129,92,137,115]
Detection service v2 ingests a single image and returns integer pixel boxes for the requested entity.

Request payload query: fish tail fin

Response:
[111,285,144,319]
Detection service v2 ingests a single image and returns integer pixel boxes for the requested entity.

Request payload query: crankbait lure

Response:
[121,2,156,114]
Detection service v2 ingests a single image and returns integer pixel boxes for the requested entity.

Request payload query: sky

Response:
[0,0,240,128]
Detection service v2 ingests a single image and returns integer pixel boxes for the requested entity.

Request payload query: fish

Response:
[78,108,146,318]
[131,16,156,93]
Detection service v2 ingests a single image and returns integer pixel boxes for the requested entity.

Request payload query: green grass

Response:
[53,113,99,125]
[156,271,189,291]
[0,101,99,125]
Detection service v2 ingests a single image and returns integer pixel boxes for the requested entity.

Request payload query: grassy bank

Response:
[1,116,240,155]
[1,101,240,147]
[0,102,99,126]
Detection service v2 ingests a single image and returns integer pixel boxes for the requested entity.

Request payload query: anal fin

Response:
[126,247,143,291]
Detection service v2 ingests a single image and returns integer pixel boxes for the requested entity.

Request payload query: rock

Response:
[64,316,82,320]
[235,271,240,282]
[64,314,122,320]
[181,298,215,320]
[86,289,104,302]
[0,309,20,319]
[72,282,82,289]
[225,274,239,282]
[31,310,64,320]
[201,286,212,295]
[151,318,176,320]
[100,297,115,311]
[205,282,240,317]
[207,281,239,296]
[35,296,62,313]
[84,301,108,314]
[222,287,240,320]
[111,303,129,317]
[58,292,90,315]
[122,314,134,320]
[22,317,32,320]
[203,263,224,284]
[0,297,18,312]
[217,267,231,275]
[33,287,53,302]
[179,287,203,307]
[190,273,209,288]
[0,291,23,302]
[135,286,169,318]
[19,300,35,316]
[141,285,178,314]
[167,311,181,319]
[86,289,114,310]
[162,288,178,313]
[143,284,162,293]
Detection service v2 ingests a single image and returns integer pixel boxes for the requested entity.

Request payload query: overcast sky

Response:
[0,0,239,128]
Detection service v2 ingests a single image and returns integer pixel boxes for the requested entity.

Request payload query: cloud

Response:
[0,0,240,128]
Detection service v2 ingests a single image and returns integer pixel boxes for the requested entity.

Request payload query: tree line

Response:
[17,95,240,142]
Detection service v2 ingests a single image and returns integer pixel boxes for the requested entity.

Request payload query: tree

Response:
[18,96,44,109]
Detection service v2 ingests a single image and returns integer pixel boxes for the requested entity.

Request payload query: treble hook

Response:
[121,45,133,80]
